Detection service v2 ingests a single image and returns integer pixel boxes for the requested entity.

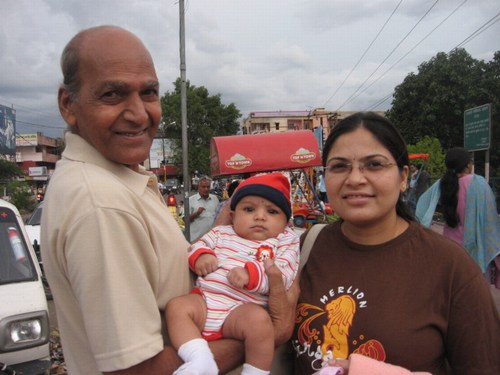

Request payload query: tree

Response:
[387,49,499,173]
[160,79,241,177]
[0,158,23,180]
[407,136,445,182]
[8,180,36,212]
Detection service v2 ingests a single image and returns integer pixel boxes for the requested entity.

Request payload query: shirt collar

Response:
[62,132,157,196]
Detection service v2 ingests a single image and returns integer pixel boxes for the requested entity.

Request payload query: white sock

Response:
[174,338,218,375]
[241,363,270,375]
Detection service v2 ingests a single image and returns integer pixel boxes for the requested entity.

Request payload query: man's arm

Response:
[210,339,245,374]
[264,258,300,344]
[104,346,182,375]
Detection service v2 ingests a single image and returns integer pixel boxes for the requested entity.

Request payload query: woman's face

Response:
[324,127,408,229]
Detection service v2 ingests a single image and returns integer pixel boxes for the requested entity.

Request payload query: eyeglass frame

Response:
[323,157,397,177]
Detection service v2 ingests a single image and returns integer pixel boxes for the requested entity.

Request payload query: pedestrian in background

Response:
[416,147,500,285]
[165,190,177,216]
[213,179,240,224]
[317,170,328,203]
[406,163,430,213]
[188,176,219,241]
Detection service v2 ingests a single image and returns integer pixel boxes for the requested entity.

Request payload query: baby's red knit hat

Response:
[230,172,291,219]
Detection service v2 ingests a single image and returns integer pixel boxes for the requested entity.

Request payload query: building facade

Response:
[241,108,360,137]
[15,133,63,187]
[241,108,385,139]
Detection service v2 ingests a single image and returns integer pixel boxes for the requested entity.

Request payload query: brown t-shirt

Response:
[294,221,500,375]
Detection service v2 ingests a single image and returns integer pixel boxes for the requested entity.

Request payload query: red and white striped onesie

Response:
[188,224,300,340]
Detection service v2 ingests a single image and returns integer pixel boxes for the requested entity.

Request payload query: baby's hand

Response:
[227,267,249,289]
[319,358,349,374]
[194,254,218,276]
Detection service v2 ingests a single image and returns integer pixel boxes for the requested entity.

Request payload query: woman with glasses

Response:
[292,112,500,374]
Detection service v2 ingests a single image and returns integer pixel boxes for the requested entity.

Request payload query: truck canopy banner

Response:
[210,130,322,176]
[409,153,430,161]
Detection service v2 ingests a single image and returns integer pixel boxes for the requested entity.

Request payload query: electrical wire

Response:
[0,100,66,133]
[14,119,66,131]
[363,6,499,111]
[322,0,404,109]
[351,0,469,108]
[452,12,500,51]
[335,0,440,112]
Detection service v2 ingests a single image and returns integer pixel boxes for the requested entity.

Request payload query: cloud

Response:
[0,0,498,137]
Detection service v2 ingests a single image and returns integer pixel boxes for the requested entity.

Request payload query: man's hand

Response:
[194,254,218,276]
[214,200,232,227]
[264,258,300,345]
[227,267,249,289]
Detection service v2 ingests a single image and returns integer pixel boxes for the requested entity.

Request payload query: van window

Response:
[0,206,37,284]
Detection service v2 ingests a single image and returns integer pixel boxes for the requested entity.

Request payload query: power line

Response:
[365,93,393,111]
[14,119,66,131]
[352,0,468,108]
[0,101,66,132]
[322,0,403,108]
[0,97,60,121]
[363,5,498,112]
[452,12,500,51]
[335,0,440,112]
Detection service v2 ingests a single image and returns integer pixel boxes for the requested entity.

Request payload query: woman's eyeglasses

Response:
[324,159,396,178]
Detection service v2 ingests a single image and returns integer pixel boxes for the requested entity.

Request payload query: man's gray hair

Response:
[59,25,120,101]
[198,176,212,184]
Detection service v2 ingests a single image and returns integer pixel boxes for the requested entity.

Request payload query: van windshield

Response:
[0,206,37,285]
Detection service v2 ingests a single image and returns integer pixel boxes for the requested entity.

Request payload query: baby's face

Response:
[231,195,288,241]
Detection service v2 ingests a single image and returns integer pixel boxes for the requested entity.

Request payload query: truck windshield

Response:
[0,206,37,284]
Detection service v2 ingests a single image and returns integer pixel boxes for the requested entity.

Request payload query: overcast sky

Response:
[1,0,499,138]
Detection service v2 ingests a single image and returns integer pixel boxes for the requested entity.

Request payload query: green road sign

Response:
[464,104,491,151]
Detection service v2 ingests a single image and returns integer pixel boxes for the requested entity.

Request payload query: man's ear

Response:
[58,87,77,128]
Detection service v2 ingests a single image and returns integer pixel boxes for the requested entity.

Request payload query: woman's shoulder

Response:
[409,222,480,268]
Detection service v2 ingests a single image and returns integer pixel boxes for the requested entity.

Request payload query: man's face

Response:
[58,28,161,171]
[198,180,211,199]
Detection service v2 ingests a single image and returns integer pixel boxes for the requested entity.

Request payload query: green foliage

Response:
[8,180,36,213]
[387,48,500,176]
[0,159,23,179]
[160,79,241,176]
[407,136,445,182]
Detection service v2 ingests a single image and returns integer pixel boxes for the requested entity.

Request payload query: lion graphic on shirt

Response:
[296,294,386,363]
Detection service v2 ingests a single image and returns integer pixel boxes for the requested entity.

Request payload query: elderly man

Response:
[41,26,295,375]
[188,176,219,241]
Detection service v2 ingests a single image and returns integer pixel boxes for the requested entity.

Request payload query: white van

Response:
[0,199,50,374]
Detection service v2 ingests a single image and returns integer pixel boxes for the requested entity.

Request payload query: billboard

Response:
[464,104,491,151]
[16,133,38,147]
[0,104,16,155]
[210,130,322,176]
[149,138,174,169]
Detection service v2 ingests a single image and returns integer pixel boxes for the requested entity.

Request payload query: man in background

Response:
[188,176,219,241]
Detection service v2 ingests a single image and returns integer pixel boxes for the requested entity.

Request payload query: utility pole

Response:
[179,0,190,240]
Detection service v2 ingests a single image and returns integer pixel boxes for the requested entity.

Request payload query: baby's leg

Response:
[222,303,274,372]
[166,293,207,348]
[166,294,218,375]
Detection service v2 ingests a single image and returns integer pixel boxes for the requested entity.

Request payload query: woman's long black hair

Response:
[440,148,471,228]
